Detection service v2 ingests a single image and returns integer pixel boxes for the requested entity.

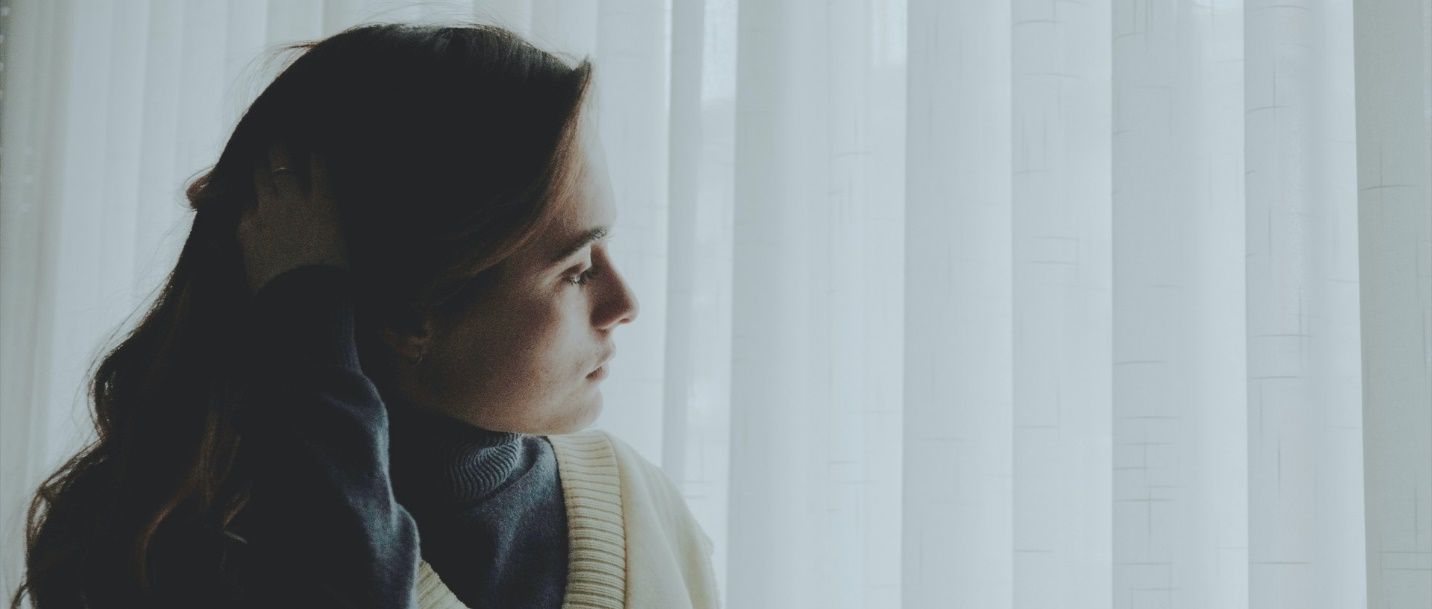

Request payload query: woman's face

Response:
[389,124,639,435]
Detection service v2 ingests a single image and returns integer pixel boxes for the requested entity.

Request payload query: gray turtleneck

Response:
[228,264,568,608]
[387,401,569,607]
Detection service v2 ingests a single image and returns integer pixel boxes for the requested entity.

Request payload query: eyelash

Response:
[564,266,600,287]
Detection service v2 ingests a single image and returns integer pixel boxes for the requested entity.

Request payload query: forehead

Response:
[529,130,615,262]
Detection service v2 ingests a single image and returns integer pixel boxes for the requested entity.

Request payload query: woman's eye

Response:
[564,267,599,287]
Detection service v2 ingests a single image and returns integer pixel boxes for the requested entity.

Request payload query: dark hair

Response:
[11,22,592,608]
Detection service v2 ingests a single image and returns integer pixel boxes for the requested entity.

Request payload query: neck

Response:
[385,398,526,510]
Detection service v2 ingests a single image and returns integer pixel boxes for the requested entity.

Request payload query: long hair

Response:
[10,22,593,608]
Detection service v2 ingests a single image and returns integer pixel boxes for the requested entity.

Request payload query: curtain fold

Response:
[2,1,1427,607]
[728,1,906,605]
[1353,0,1432,607]
[905,1,1013,606]
[1244,1,1369,606]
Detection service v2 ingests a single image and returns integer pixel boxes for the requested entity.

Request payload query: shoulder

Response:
[546,430,721,607]
[543,429,689,517]
[549,429,661,489]
[578,430,715,553]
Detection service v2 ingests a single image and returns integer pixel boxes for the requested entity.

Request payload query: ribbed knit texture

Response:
[548,431,625,609]
[386,404,525,506]
[412,429,625,609]
[386,400,568,608]
[414,564,470,609]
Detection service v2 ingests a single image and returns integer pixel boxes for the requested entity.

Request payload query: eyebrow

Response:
[550,226,611,265]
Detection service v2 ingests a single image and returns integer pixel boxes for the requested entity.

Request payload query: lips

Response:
[589,349,615,377]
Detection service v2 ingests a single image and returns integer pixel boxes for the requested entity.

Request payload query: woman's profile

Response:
[10,22,718,609]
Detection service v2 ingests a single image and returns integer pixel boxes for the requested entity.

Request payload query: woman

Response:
[11,23,718,608]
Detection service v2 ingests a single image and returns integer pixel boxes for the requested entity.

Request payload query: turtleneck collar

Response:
[385,399,527,510]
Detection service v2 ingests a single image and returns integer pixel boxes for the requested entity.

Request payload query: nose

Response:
[597,262,639,330]
[617,283,639,325]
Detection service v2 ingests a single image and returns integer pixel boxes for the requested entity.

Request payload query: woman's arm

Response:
[222,263,420,608]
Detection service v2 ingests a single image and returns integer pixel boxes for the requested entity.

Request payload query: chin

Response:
[552,393,603,435]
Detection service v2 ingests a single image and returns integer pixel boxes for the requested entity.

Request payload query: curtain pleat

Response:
[905,1,1013,606]
[1112,1,1253,607]
[1353,0,1432,607]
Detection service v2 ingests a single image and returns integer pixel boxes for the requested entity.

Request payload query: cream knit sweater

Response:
[413,429,721,609]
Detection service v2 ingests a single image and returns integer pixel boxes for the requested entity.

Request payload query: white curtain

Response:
[2,1,1428,608]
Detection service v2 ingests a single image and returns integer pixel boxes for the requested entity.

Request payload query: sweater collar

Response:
[385,400,526,509]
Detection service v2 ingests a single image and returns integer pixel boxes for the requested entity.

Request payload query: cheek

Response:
[525,295,593,374]
[454,293,586,388]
